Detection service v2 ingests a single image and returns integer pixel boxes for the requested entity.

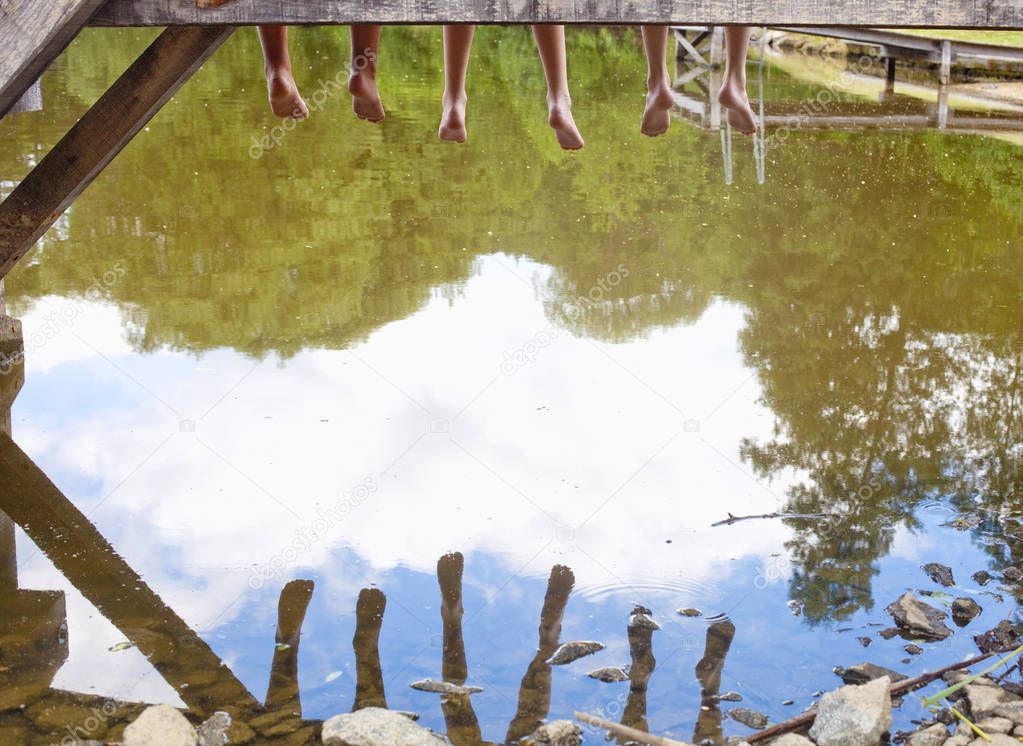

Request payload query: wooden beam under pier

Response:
[0,25,234,280]
[88,0,1023,29]
[0,0,107,117]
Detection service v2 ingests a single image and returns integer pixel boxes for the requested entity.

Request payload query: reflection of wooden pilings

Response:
[883,57,897,97]
[0,25,234,278]
[939,39,953,87]
[692,619,736,745]
[505,565,575,743]
[264,579,314,717]
[619,609,657,744]
[352,588,388,711]
[0,434,260,717]
[708,26,724,130]
[437,552,483,746]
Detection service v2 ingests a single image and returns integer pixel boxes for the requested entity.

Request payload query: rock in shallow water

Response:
[522,720,583,745]
[952,597,982,626]
[728,707,769,729]
[974,620,1021,653]
[885,592,953,640]
[321,708,446,746]
[587,666,629,683]
[922,563,955,587]
[410,679,482,696]
[547,641,605,665]
[837,662,907,686]
[905,722,948,746]
[808,676,892,746]
[123,705,197,746]
[196,711,231,746]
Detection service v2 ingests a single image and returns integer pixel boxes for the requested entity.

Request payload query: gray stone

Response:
[123,705,198,746]
[972,571,993,586]
[321,708,447,746]
[993,701,1023,724]
[547,641,605,665]
[922,563,955,587]
[522,720,583,745]
[975,717,1013,734]
[837,663,907,686]
[197,711,231,746]
[729,708,769,729]
[968,736,1020,746]
[966,682,1010,719]
[951,598,982,626]
[808,676,892,746]
[906,723,948,746]
[886,592,953,641]
[768,735,814,746]
[587,667,629,683]
[410,679,482,696]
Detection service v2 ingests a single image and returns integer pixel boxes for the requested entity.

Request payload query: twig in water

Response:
[574,711,688,746]
[746,651,995,743]
[712,511,834,527]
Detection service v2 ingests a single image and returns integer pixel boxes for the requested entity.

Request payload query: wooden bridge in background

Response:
[1,0,1023,282]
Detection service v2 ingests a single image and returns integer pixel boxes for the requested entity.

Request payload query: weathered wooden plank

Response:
[0,433,262,716]
[0,0,108,117]
[89,0,1023,28]
[0,25,234,280]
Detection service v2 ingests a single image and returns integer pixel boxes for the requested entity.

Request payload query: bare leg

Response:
[640,26,674,136]
[257,26,309,119]
[531,25,584,150]
[716,26,757,135]
[349,24,385,123]
[439,26,475,143]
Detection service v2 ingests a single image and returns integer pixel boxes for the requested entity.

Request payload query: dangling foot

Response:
[266,69,309,120]
[438,93,467,143]
[548,96,584,151]
[717,82,757,136]
[640,81,675,137]
[349,70,385,123]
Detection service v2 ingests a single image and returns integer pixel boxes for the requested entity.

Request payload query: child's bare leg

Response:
[258,25,309,119]
[640,25,674,137]
[439,25,475,143]
[349,24,385,123]
[531,25,584,151]
[716,26,757,135]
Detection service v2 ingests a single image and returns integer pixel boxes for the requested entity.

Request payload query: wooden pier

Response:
[3,0,1023,280]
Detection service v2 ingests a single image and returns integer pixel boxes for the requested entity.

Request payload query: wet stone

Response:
[808,676,893,746]
[972,570,993,586]
[410,679,483,696]
[951,598,982,626]
[522,720,583,746]
[629,606,661,630]
[922,563,955,587]
[906,723,949,746]
[905,644,923,655]
[857,636,872,648]
[717,692,743,702]
[975,620,1022,653]
[1002,567,1022,583]
[837,662,907,686]
[547,641,605,665]
[587,666,630,683]
[321,708,446,746]
[197,711,232,746]
[123,704,198,746]
[728,707,769,729]
[885,592,953,641]
[678,608,703,617]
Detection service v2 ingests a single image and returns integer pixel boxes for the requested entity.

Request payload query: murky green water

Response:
[1,25,1023,745]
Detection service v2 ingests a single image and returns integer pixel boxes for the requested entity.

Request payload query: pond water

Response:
[1,25,1022,746]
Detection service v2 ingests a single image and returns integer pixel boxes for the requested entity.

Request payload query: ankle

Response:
[265,65,292,81]
[442,89,467,107]
[646,72,669,92]
[547,93,572,112]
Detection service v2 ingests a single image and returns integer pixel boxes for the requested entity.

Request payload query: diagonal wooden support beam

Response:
[0,433,261,717]
[0,0,108,118]
[0,24,234,280]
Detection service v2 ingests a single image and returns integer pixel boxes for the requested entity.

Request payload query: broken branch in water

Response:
[746,651,995,743]
[574,712,688,746]
[711,511,834,527]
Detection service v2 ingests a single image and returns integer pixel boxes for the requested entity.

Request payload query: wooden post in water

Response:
[939,38,953,86]
[884,57,897,98]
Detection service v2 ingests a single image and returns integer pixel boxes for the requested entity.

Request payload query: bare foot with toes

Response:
[717,83,757,135]
[438,94,467,143]
[641,83,675,137]
[349,71,385,123]
[267,70,309,119]
[548,98,584,151]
